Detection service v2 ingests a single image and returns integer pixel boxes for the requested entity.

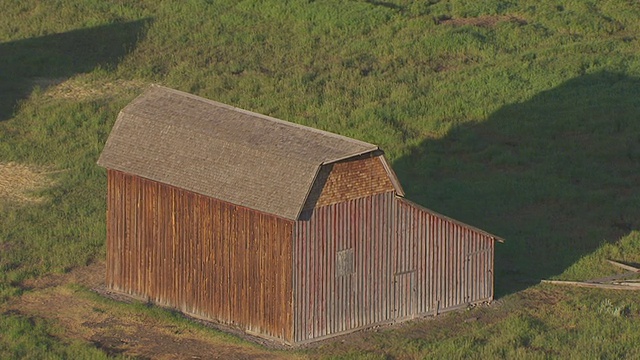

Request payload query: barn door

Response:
[394,202,417,319]
[465,246,493,302]
[393,271,417,319]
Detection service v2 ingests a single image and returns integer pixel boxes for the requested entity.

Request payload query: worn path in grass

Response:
[2,262,299,360]
[0,254,522,360]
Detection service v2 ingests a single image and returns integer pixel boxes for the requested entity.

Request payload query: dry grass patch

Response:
[0,162,59,204]
[34,78,146,101]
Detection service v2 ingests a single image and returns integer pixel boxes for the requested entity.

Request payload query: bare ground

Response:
[2,262,301,360]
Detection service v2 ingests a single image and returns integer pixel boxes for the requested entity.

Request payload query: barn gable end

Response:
[302,153,399,214]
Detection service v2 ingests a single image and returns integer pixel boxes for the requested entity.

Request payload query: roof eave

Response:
[293,165,323,221]
[378,155,405,197]
[396,196,505,242]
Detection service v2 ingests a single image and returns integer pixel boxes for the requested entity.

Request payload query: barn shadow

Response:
[0,19,151,121]
[393,72,640,296]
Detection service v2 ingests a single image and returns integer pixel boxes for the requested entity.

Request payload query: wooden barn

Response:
[97,85,502,345]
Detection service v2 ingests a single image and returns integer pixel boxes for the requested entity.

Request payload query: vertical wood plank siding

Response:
[293,193,495,343]
[395,198,495,315]
[106,170,294,341]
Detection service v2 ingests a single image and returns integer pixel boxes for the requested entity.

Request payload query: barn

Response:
[97,85,502,345]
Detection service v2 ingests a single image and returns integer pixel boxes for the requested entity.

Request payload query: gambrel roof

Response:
[98,85,403,220]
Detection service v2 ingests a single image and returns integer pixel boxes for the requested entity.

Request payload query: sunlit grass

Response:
[0,312,125,359]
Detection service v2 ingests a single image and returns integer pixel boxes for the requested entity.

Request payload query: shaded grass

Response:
[0,17,150,121]
[395,71,640,294]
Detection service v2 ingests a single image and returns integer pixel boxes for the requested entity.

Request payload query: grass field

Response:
[1,0,640,358]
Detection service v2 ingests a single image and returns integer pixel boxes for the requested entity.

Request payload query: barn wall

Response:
[396,198,495,315]
[106,170,294,342]
[293,193,495,343]
[293,191,397,342]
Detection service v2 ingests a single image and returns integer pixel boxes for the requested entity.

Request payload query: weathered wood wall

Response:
[396,198,495,315]
[106,170,294,341]
[294,191,396,342]
[293,193,495,343]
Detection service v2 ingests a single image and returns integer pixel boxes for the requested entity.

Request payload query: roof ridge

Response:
[146,84,377,163]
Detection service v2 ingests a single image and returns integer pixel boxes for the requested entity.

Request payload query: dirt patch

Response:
[0,162,59,204]
[4,263,301,360]
[437,15,527,27]
[20,261,105,291]
[5,288,284,359]
[92,285,298,351]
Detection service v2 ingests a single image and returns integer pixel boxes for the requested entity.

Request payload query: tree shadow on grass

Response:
[0,19,151,121]
[393,72,640,296]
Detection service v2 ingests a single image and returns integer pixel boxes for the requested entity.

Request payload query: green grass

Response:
[0,312,125,359]
[1,0,640,357]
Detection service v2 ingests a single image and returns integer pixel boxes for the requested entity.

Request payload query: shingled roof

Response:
[98,85,401,220]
